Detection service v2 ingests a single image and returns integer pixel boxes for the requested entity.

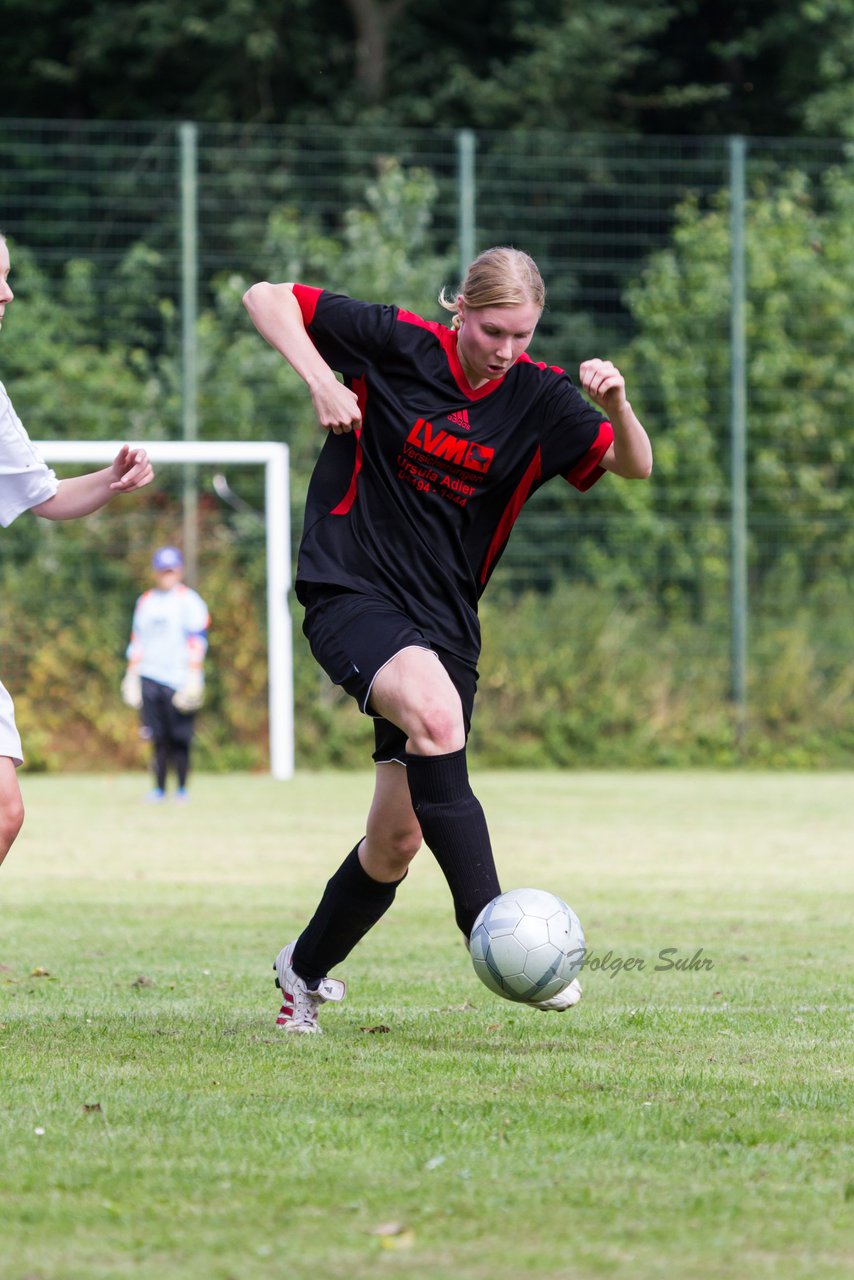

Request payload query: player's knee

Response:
[408,704,465,755]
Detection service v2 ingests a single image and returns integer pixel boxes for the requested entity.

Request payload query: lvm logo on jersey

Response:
[398,417,496,508]
[406,418,494,475]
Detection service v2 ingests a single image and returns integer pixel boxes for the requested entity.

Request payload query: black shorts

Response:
[300,585,478,764]
[141,678,195,746]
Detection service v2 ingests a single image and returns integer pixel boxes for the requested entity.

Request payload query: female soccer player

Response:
[243,246,652,1033]
[0,232,154,867]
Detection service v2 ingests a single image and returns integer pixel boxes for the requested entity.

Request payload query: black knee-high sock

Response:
[153,742,169,790]
[292,843,404,983]
[404,747,500,939]
[172,743,190,789]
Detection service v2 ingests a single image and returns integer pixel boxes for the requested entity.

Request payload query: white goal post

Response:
[37,440,294,781]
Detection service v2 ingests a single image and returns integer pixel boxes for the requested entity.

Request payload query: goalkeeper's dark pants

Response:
[141,677,195,791]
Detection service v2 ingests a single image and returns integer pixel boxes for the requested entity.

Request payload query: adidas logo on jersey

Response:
[447,408,471,430]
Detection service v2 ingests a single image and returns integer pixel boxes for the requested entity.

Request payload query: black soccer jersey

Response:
[293,285,614,663]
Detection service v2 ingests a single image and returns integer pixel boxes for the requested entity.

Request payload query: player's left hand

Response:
[109,445,155,493]
[579,359,628,416]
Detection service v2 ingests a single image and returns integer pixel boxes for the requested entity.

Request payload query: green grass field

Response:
[1,771,851,1280]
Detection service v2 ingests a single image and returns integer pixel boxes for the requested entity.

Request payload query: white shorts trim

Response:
[0,679,24,767]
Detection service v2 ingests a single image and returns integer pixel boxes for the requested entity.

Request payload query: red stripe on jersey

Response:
[396,311,504,403]
[517,352,566,376]
[330,376,368,515]
[566,421,614,491]
[293,283,322,326]
[516,358,613,490]
[479,447,543,587]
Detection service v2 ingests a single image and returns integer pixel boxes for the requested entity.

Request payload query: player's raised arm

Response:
[242,281,361,435]
[31,446,154,521]
[579,358,653,480]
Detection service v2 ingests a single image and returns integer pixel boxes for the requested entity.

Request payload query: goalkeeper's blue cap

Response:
[152,545,184,571]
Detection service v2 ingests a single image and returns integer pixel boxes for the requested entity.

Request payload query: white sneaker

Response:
[529,977,582,1011]
[273,941,345,1034]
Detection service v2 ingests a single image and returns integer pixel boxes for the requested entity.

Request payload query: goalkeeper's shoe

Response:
[529,977,582,1012]
[274,941,345,1035]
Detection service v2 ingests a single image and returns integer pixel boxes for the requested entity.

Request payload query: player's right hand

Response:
[109,445,155,492]
[310,378,362,435]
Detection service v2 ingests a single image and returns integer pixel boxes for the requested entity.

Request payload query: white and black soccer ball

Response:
[469,887,586,1004]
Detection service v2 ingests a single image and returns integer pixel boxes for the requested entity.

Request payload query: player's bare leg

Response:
[361,759,423,881]
[0,757,25,868]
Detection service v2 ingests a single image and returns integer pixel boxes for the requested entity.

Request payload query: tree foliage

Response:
[625,161,854,617]
[6,0,854,138]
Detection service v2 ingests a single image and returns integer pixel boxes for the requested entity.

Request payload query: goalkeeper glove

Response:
[121,669,143,711]
[172,670,205,713]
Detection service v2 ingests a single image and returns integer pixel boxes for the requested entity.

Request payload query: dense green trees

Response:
[7,0,854,138]
[626,166,854,605]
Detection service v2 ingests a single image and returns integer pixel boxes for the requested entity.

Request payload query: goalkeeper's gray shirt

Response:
[126,586,210,691]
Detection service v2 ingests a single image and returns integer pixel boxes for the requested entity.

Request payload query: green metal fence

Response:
[2,119,852,750]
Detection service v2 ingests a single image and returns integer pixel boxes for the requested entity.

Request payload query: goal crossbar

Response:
[36,440,293,781]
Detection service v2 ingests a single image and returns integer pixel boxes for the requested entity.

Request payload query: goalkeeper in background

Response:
[122,546,210,803]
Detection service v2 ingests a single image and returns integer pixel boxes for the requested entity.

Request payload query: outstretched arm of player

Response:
[579,359,653,480]
[31,446,154,520]
[242,282,362,435]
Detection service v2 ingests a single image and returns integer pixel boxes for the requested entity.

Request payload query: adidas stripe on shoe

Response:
[273,941,345,1034]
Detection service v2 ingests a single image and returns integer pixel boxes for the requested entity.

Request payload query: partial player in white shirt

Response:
[0,231,154,868]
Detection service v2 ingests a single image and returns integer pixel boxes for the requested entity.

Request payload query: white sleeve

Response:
[0,381,59,527]
[186,590,211,635]
[184,591,210,663]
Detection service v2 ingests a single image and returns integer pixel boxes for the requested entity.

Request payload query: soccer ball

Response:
[469,887,585,1004]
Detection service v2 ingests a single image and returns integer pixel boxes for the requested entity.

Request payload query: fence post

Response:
[729,135,748,745]
[457,129,476,280]
[179,121,199,583]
